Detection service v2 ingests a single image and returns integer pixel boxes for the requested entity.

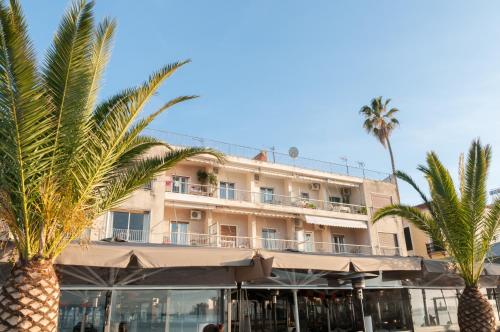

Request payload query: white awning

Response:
[304,215,368,229]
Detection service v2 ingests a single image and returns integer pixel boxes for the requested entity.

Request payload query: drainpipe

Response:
[292,289,300,332]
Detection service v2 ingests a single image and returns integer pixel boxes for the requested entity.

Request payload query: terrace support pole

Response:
[292,289,300,332]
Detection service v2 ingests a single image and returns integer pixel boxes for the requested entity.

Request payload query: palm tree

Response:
[373,140,500,331]
[359,97,400,179]
[0,0,222,330]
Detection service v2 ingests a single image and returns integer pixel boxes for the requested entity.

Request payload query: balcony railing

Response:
[90,229,400,256]
[147,129,392,181]
[112,228,147,243]
[167,182,367,215]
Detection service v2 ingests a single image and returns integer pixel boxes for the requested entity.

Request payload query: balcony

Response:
[93,230,400,256]
[166,182,367,216]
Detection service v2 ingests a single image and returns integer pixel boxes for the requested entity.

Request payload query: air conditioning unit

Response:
[309,183,321,191]
[190,210,202,220]
[341,187,351,196]
[254,174,260,181]
[315,224,326,231]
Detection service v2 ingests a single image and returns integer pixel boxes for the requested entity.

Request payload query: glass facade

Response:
[58,290,107,332]
[109,290,221,332]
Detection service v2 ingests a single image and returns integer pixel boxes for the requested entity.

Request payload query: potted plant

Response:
[197,169,218,196]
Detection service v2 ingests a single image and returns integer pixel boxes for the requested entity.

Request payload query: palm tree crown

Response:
[359,96,400,175]
[373,140,500,287]
[0,0,222,261]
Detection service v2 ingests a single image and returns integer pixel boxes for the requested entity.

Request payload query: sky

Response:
[23,0,500,204]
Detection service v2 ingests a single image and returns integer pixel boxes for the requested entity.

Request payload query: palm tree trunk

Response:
[0,258,59,331]
[458,286,495,331]
[386,138,401,203]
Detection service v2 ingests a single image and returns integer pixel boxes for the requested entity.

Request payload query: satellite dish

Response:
[288,147,299,159]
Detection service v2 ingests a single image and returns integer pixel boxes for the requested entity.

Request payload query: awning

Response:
[261,250,351,272]
[351,256,422,272]
[56,242,256,268]
[304,215,367,229]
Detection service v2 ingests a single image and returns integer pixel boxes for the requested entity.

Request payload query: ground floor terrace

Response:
[56,286,500,332]
[1,243,500,331]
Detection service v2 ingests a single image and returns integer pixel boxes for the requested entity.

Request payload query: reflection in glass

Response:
[109,290,220,332]
[58,290,107,332]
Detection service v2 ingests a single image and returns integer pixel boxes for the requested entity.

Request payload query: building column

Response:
[205,210,213,234]
[248,215,258,248]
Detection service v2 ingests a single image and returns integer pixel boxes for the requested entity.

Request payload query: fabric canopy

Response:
[261,250,352,272]
[56,242,255,268]
[304,215,368,229]
[351,256,422,272]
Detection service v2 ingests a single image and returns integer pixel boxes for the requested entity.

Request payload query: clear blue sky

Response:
[24,0,500,204]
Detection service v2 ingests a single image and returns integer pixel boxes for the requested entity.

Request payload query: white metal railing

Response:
[167,182,367,215]
[162,232,252,249]
[377,246,401,256]
[147,129,392,181]
[112,228,146,243]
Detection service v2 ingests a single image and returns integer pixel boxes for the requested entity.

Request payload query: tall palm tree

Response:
[359,97,400,179]
[0,0,222,330]
[373,140,500,331]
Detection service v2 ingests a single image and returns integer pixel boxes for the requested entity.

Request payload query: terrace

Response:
[165,182,368,215]
[97,228,401,256]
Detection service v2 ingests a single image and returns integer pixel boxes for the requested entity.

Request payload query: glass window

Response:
[171,222,189,245]
[260,187,275,203]
[58,290,107,332]
[109,290,221,332]
[172,176,189,194]
[409,289,459,329]
[332,234,345,253]
[220,182,235,200]
[404,227,413,251]
[301,192,310,200]
[363,289,411,331]
[111,211,148,242]
[262,228,277,249]
[329,196,342,203]
[304,232,314,252]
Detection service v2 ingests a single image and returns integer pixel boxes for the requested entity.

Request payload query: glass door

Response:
[220,225,237,247]
[262,228,277,249]
[304,232,314,252]
[171,222,189,245]
[332,234,346,253]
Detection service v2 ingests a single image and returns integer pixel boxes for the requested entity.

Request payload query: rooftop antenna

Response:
[289,147,299,167]
[270,146,276,163]
[357,161,366,178]
[340,156,349,175]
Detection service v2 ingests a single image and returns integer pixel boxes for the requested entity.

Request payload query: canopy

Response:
[304,215,367,229]
[261,250,351,271]
[56,242,256,268]
[351,256,422,272]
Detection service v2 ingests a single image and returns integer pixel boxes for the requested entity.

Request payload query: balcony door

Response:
[304,232,314,252]
[260,187,275,204]
[220,225,237,247]
[220,182,236,200]
[172,176,189,194]
[332,234,346,253]
[262,228,277,249]
[171,222,189,245]
[111,211,149,243]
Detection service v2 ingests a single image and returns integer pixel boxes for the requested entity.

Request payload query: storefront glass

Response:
[58,290,107,332]
[363,289,412,331]
[109,289,221,332]
[409,289,460,331]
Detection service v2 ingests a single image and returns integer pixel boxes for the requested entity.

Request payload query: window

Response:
[378,232,400,255]
[332,234,346,253]
[172,176,189,194]
[111,211,149,242]
[260,187,275,203]
[404,227,413,251]
[300,192,310,200]
[304,232,314,252]
[261,228,277,249]
[329,196,342,203]
[142,180,153,190]
[220,182,236,200]
[171,221,189,245]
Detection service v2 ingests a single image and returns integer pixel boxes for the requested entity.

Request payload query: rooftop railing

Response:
[166,182,368,215]
[148,129,392,182]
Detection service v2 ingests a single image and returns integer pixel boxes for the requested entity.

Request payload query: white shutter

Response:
[143,212,150,243]
[378,232,397,247]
